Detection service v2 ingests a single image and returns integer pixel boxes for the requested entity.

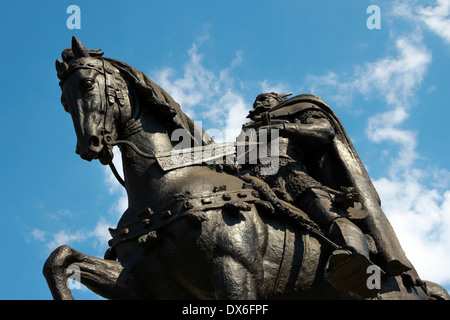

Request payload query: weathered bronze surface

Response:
[43,37,449,300]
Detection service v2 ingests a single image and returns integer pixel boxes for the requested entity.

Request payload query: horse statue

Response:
[44,37,449,300]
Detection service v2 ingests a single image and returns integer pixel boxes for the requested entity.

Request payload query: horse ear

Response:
[71,36,90,58]
[55,59,67,71]
[55,59,68,79]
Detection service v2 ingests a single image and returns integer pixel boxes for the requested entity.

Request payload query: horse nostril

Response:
[88,135,100,148]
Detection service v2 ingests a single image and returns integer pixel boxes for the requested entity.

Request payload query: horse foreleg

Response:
[43,245,127,300]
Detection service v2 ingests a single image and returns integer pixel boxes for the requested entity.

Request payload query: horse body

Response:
[44,37,448,300]
[113,168,267,299]
[105,180,330,300]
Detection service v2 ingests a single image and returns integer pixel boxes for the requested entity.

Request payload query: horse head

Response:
[57,37,213,168]
[56,37,129,165]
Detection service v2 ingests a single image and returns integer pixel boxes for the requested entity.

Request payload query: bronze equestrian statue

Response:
[43,37,449,300]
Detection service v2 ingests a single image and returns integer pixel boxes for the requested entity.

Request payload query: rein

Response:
[103,132,156,188]
[103,131,242,188]
[104,134,157,159]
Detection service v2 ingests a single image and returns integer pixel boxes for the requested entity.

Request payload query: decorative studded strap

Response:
[107,184,260,250]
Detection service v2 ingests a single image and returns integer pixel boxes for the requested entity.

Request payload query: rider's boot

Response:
[324,218,381,299]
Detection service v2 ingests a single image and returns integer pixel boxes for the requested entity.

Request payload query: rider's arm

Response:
[281,114,335,145]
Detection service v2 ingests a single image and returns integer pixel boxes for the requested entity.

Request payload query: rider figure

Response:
[239,92,385,297]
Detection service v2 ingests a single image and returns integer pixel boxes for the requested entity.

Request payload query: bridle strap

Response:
[59,58,140,188]
[99,60,137,189]
[99,59,170,189]
[109,162,125,187]
[101,59,120,139]
[104,134,156,159]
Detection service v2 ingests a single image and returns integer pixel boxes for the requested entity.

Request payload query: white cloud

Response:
[305,72,356,107]
[153,42,248,132]
[259,80,292,96]
[221,89,248,140]
[418,0,450,44]
[392,0,450,43]
[44,229,87,252]
[306,34,431,173]
[32,218,115,255]
[374,177,450,284]
[31,228,46,242]
[154,45,215,119]
[356,36,431,106]
[91,217,115,250]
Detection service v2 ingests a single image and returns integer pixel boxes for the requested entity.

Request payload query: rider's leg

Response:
[299,187,410,275]
[298,188,371,255]
[296,188,381,297]
[327,217,370,267]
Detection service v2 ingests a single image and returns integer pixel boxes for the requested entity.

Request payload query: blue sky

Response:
[1,0,450,299]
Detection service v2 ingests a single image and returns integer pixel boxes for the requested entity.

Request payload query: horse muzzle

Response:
[76,134,113,165]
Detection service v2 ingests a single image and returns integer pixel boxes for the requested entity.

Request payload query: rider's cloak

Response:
[248,94,415,276]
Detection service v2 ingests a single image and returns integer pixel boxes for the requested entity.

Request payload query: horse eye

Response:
[79,78,95,90]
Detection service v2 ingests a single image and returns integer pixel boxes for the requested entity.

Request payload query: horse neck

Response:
[119,103,175,211]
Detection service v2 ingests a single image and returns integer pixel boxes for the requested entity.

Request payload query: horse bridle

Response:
[58,58,122,137]
[59,58,157,187]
